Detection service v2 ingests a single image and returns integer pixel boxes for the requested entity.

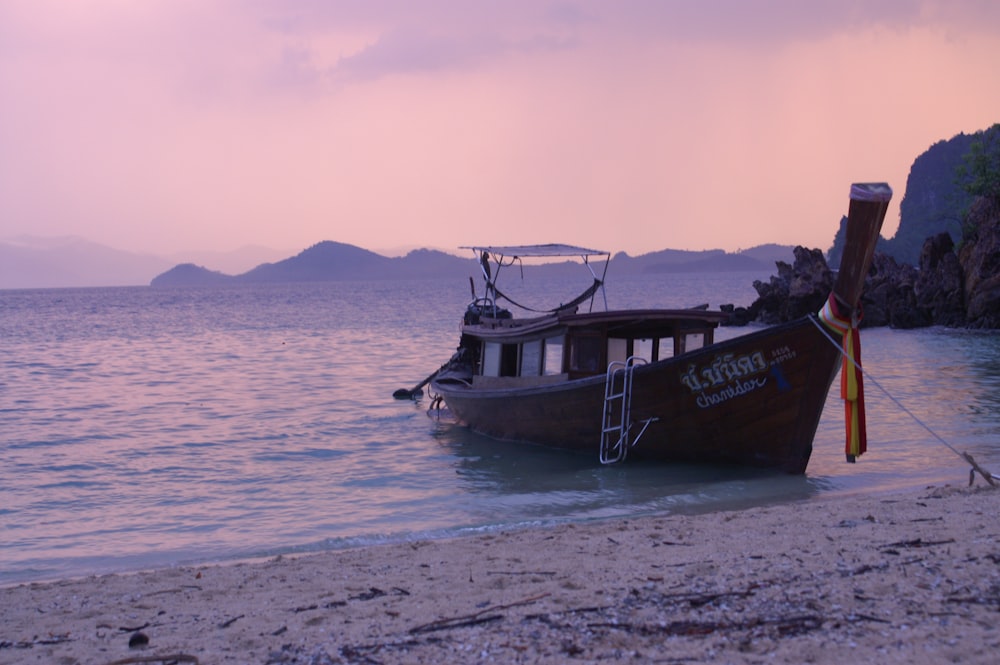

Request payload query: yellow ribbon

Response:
[819,295,866,462]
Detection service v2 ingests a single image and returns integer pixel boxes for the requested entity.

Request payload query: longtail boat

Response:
[414,183,891,473]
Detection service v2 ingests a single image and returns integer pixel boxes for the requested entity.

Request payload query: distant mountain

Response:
[0,234,796,290]
[610,245,792,275]
[167,245,292,275]
[150,263,234,287]
[150,242,478,286]
[238,241,388,282]
[150,242,794,287]
[738,243,799,267]
[0,236,174,289]
[0,236,293,289]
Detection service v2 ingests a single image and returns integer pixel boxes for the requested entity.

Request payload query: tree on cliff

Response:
[954,124,1000,266]
[958,123,1000,205]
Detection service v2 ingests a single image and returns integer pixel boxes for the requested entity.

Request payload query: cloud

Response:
[242,0,1000,90]
[585,0,1000,43]
[1,0,998,258]
[329,26,576,82]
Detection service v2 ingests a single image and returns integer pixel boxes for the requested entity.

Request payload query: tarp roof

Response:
[461,243,608,258]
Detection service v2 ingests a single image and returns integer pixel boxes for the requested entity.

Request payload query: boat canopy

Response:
[460,244,609,259]
[463,243,611,314]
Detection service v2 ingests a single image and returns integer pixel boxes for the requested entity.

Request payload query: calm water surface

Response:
[2,274,998,585]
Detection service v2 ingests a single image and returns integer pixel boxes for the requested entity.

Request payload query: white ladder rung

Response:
[600,356,654,464]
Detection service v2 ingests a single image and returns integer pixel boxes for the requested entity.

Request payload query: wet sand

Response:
[2,482,998,664]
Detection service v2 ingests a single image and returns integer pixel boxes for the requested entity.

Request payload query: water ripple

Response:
[1,280,997,586]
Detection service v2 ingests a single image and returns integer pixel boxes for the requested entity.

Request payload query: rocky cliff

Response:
[747,195,1000,329]
[959,197,1000,328]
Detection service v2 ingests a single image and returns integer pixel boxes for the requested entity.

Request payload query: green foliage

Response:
[957,123,1000,203]
[955,124,1000,244]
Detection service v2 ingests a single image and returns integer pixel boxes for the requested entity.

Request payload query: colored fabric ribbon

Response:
[819,295,866,462]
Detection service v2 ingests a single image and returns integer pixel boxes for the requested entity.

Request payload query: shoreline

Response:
[2,482,998,664]
[0,488,910,593]
[3,466,967,593]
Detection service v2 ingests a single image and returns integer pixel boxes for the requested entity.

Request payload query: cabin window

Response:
[482,342,502,376]
[501,344,518,376]
[481,342,518,376]
[520,340,542,376]
[658,337,674,360]
[634,338,654,362]
[570,334,603,373]
[607,338,628,365]
[544,336,564,375]
[677,332,705,355]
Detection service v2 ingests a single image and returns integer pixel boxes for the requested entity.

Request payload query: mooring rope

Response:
[809,313,999,484]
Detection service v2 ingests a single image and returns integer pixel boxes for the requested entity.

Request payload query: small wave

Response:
[252,447,350,462]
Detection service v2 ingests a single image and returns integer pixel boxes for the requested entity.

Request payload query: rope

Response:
[492,278,603,314]
[809,314,998,484]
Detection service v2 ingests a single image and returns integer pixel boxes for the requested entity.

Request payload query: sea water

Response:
[2,274,999,585]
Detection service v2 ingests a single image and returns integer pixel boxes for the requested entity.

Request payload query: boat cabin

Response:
[460,309,729,385]
[451,243,729,387]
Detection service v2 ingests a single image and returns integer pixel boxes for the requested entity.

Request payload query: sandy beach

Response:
[2,481,998,665]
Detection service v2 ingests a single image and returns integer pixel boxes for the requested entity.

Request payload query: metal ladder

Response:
[600,356,657,464]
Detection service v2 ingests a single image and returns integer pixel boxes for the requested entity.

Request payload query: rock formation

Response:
[958,197,1000,328]
[748,247,833,325]
[745,195,1000,329]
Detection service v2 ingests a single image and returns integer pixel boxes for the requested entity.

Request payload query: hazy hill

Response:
[239,241,388,282]
[169,245,292,275]
[610,248,781,274]
[0,236,173,289]
[738,243,800,266]
[236,242,476,282]
[0,236,291,289]
[150,243,793,287]
[1,235,794,290]
[151,263,234,287]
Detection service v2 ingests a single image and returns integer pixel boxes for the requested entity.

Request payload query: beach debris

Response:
[410,612,503,634]
[120,622,152,632]
[350,587,387,601]
[216,614,244,629]
[647,584,760,608]
[0,633,71,649]
[880,537,956,550]
[587,614,824,638]
[963,451,997,486]
[945,588,1000,608]
[104,655,199,664]
[127,631,149,648]
[409,592,549,634]
[266,644,339,664]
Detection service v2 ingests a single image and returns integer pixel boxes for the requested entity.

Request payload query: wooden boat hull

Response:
[433,317,838,474]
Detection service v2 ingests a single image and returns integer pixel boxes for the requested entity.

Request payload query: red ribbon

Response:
[820,295,866,462]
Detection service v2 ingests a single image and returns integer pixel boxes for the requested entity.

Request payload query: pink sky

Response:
[1,1,998,258]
